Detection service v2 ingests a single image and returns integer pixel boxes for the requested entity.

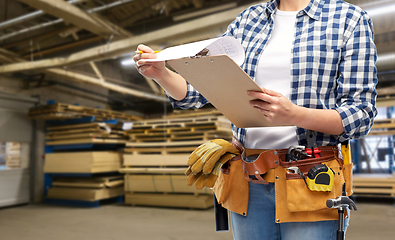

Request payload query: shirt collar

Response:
[264,0,322,21]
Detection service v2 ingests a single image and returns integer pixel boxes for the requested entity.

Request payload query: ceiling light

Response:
[121,59,135,66]
[173,2,237,22]
[364,2,395,17]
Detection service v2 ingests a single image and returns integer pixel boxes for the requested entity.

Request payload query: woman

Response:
[134,0,377,239]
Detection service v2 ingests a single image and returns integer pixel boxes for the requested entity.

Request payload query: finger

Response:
[186,172,202,186]
[184,166,192,176]
[195,174,206,190]
[249,99,270,112]
[247,91,271,103]
[137,44,155,53]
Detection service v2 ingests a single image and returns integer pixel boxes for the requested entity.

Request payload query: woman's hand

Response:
[248,87,299,126]
[132,44,188,101]
[248,87,344,135]
[133,44,167,81]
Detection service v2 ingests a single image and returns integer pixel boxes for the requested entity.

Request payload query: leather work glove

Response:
[186,153,236,190]
[187,139,239,175]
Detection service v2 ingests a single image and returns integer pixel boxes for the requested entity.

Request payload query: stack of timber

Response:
[5,142,21,169]
[121,108,232,209]
[45,122,128,146]
[369,119,395,136]
[28,102,142,121]
[47,175,124,201]
[353,174,395,198]
[45,151,122,173]
[44,119,132,206]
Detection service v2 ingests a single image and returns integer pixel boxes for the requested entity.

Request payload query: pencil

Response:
[135,50,160,54]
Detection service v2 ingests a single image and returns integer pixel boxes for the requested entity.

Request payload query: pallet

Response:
[45,138,127,145]
[44,195,123,208]
[124,192,214,209]
[353,174,395,197]
[46,186,124,201]
[28,103,142,121]
[52,176,124,189]
[46,133,124,140]
[164,108,222,119]
[126,116,230,133]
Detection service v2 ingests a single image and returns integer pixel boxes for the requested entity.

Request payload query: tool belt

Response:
[213,137,353,223]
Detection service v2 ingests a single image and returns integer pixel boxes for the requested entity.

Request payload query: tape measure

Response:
[306,164,335,192]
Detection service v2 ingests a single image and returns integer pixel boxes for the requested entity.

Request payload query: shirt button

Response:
[255,51,259,55]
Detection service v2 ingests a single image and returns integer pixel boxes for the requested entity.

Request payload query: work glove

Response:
[187,139,239,175]
[186,153,236,189]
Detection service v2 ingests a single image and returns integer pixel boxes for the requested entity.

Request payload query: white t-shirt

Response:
[244,9,299,149]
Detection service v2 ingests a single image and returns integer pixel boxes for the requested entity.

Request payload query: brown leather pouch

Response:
[275,151,345,223]
[285,158,343,212]
[213,158,249,216]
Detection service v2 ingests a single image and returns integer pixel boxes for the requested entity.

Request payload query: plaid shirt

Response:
[169,0,377,147]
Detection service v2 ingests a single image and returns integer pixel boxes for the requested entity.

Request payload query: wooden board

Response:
[164,108,222,119]
[46,133,123,140]
[353,174,395,197]
[44,151,121,173]
[119,167,186,174]
[52,176,124,189]
[123,153,189,167]
[28,103,142,121]
[47,186,124,201]
[45,138,127,145]
[124,192,214,209]
[124,174,210,194]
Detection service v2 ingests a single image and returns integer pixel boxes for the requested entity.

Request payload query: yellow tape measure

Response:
[306,164,335,192]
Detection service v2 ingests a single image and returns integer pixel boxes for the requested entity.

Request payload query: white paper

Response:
[145,36,245,66]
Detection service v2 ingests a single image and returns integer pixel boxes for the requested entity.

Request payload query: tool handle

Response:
[213,193,229,232]
[337,230,345,240]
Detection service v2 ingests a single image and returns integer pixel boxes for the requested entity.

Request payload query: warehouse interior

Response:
[0,0,394,239]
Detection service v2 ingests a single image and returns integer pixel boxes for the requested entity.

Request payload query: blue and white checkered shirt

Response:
[169,0,377,147]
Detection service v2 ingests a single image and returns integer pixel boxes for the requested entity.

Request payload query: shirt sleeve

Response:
[335,11,378,142]
[168,82,209,109]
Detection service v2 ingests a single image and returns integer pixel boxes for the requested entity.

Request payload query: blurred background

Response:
[0,1,394,240]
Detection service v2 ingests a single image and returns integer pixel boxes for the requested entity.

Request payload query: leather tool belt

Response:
[232,137,340,185]
[214,137,353,223]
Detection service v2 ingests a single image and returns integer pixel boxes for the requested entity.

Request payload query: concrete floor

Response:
[0,199,394,240]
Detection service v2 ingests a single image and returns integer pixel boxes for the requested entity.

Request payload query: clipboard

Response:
[167,54,284,128]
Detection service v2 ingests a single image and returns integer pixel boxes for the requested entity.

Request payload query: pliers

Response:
[306,130,321,158]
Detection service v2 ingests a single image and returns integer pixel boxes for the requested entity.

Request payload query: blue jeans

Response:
[231,182,349,240]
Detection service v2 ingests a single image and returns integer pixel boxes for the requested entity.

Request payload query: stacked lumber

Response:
[5,142,21,168]
[369,119,395,136]
[47,175,124,201]
[121,108,232,209]
[28,102,142,121]
[43,121,131,206]
[44,151,122,173]
[353,174,395,198]
[45,122,128,146]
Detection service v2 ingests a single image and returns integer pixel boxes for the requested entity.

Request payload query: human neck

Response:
[278,0,311,11]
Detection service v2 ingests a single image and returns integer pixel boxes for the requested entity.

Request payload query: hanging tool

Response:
[213,193,229,232]
[341,140,352,164]
[306,130,321,158]
[285,146,311,162]
[326,196,357,240]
